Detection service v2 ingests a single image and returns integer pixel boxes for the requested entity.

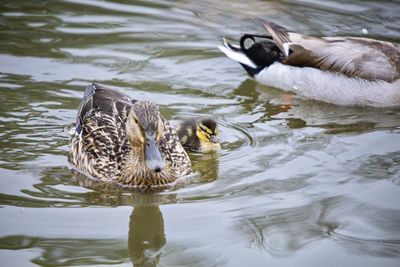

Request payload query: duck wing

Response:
[75,84,136,134]
[258,19,400,82]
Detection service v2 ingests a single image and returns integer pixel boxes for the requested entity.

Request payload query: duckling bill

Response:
[176,118,221,152]
[219,19,400,107]
[69,84,191,189]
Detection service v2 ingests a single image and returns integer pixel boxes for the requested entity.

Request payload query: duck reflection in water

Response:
[71,171,168,266]
[233,79,295,124]
[129,205,165,267]
[234,79,392,133]
[189,151,220,183]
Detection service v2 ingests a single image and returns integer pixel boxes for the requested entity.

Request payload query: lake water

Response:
[1,1,400,266]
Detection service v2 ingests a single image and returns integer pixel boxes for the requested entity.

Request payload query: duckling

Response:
[69,83,191,189]
[176,118,220,152]
[218,19,400,107]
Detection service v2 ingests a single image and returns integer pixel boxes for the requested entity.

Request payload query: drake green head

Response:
[176,118,221,152]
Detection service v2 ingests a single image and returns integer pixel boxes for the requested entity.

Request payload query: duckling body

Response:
[218,20,400,107]
[69,84,191,189]
[176,118,220,152]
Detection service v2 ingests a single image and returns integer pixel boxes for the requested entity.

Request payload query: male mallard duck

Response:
[176,118,220,152]
[69,83,191,189]
[218,19,400,107]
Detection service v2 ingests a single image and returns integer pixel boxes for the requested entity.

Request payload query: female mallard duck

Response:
[176,118,220,152]
[218,19,400,107]
[69,83,191,189]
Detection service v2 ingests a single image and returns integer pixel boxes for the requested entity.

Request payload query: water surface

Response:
[1,0,400,266]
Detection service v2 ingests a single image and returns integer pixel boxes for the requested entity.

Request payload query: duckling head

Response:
[126,101,165,173]
[195,118,221,151]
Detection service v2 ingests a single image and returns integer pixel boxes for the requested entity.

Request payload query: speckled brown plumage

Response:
[69,84,191,190]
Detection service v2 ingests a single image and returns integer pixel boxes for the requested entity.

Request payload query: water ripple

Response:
[1,0,400,266]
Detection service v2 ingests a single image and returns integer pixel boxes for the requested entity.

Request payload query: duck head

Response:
[196,118,221,151]
[126,101,165,173]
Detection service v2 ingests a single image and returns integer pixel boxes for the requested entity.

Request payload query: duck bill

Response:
[145,136,165,172]
[210,134,219,144]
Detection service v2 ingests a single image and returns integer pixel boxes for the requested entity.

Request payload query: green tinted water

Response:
[1,1,400,266]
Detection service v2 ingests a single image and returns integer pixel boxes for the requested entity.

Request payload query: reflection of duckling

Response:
[69,84,191,190]
[176,118,221,152]
[190,152,219,182]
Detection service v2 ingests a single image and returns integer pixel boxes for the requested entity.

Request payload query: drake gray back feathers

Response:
[219,19,400,107]
[69,84,191,189]
[176,118,220,152]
